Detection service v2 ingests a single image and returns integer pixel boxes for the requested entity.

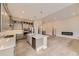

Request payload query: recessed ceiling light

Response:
[72,12,76,16]
[20,16,23,18]
[33,16,36,18]
[4,12,7,15]
[53,17,57,20]
[40,10,43,14]
[1,12,4,15]
[1,12,7,15]
[22,11,24,14]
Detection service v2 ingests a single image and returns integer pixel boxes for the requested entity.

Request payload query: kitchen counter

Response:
[0,36,16,56]
[32,34,48,39]
[0,30,23,37]
[0,30,23,56]
[0,37,15,50]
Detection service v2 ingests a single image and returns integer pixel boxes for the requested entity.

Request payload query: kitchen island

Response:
[27,34,48,51]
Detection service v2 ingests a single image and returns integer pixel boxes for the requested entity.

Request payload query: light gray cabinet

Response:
[32,37,43,51]
[27,34,33,45]
[27,34,48,51]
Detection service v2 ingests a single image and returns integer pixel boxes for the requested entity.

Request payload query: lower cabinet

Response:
[32,37,43,51]
[16,34,24,40]
[27,34,33,45]
[27,34,48,51]
[0,47,15,56]
[32,37,36,49]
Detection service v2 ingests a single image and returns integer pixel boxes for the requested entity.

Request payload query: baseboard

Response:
[56,34,79,40]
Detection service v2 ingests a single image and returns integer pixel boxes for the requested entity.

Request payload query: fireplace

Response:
[62,32,73,36]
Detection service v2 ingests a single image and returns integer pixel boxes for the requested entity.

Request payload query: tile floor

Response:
[15,36,79,56]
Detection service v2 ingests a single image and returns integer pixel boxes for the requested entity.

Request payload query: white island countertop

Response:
[32,34,48,39]
[27,33,48,51]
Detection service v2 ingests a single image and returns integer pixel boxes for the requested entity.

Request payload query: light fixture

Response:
[1,12,7,15]
[72,12,76,16]
[33,16,36,20]
[20,16,23,18]
[4,12,7,15]
[40,10,43,17]
[53,17,57,20]
[1,12,4,15]
[22,11,24,14]
[40,10,43,14]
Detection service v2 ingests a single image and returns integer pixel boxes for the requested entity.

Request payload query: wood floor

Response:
[15,36,79,56]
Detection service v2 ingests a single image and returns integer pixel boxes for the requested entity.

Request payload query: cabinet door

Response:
[32,37,36,49]
[36,38,43,49]
[27,35,32,45]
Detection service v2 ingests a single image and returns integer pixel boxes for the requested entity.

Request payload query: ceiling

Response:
[1,3,73,20]
[41,3,79,22]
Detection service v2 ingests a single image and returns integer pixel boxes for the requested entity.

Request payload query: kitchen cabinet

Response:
[27,34,48,51]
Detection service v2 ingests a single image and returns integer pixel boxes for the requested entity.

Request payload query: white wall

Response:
[42,21,54,35]
[33,20,43,34]
[54,16,79,37]
[41,4,79,38]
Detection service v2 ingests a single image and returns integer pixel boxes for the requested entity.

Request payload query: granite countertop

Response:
[32,34,48,39]
[0,30,23,51]
[0,30,23,38]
